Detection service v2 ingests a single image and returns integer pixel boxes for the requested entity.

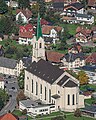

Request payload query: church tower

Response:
[32,14,46,62]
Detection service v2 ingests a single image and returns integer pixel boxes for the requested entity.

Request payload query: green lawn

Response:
[59,23,79,35]
[85,98,96,105]
[41,114,95,120]
[0,39,32,59]
[13,110,95,120]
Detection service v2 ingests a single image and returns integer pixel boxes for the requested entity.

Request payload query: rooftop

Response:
[26,59,64,84]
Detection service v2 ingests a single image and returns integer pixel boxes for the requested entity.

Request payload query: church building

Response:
[24,14,84,112]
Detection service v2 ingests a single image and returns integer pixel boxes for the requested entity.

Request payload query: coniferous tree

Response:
[0,0,8,14]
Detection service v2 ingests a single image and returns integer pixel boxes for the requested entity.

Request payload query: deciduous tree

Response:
[77,70,88,85]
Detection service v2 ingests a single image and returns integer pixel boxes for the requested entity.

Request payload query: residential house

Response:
[52,0,79,10]
[61,52,85,70]
[92,26,96,41]
[42,25,63,44]
[16,9,32,23]
[0,113,18,120]
[75,13,94,24]
[24,14,84,113]
[88,0,96,10]
[61,13,94,24]
[52,0,64,11]
[75,27,92,43]
[46,50,64,66]
[19,99,55,116]
[68,43,82,54]
[6,0,18,8]
[19,24,34,45]
[0,57,24,76]
[63,2,84,16]
[0,77,4,89]
[85,52,96,65]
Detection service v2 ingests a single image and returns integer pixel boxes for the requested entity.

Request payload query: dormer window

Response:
[39,43,42,48]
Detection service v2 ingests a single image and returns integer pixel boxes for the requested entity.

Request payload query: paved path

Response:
[0,75,19,116]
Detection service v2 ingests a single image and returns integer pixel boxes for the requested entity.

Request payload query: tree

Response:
[0,16,13,34]
[18,69,25,89]
[37,0,46,17]
[16,90,26,105]
[18,0,30,9]
[0,0,8,14]
[22,109,27,115]
[74,108,81,117]
[77,70,89,85]
[0,98,4,110]
[0,89,9,104]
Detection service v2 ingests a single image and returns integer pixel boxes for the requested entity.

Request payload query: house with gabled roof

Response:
[0,57,24,76]
[63,2,84,16]
[85,52,96,65]
[16,8,32,23]
[61,52,85,70]
[19,24,35,45]
[75,26,92,43]
[88,0,96,10]
[24,14,84,114]
[42,25,64,44]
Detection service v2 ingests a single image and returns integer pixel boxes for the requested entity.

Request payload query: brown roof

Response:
[88,0,96,6]
[46,50,64,63]
[42,25,62,35]
[91,26,96,31]
[0,113,18,120]
[85,52,96,63]
[16,8,32,19]
[19,31,33,38]
[76,26,92,37]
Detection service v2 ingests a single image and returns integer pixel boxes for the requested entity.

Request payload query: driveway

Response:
[0,75,19,116]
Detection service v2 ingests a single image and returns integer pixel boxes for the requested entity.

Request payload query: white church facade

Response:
[24,14,84,113]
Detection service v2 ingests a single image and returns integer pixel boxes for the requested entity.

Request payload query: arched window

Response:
[40,84,42,94]
[32,80,33,93]
[49,89,51,103]
[72,94,75,105]
[45,87,47,100]
[68,94,70,105]
[36,82,38,95]
[39,43,42,48]
[35,43,36,48]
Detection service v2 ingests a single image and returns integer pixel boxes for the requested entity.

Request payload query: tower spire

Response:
[36,13,42,40]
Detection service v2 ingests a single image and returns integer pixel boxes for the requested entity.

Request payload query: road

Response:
[0,75,19,116]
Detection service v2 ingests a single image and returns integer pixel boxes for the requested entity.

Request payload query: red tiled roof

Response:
[42,25,62,35]
[88,0,96,6]
[16,8,32,19]
[46,51,64,63]
[41,19,49,25]
[0,113,18,120]
[85,52,96,63]
[19,24,34,38]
